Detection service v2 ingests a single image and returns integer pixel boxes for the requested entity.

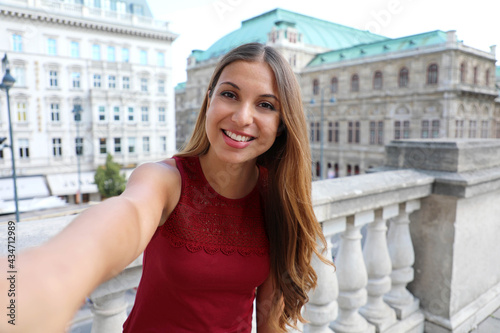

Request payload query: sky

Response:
[147,0,499,86]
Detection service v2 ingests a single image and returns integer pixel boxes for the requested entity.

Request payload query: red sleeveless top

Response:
[123,156,270,332]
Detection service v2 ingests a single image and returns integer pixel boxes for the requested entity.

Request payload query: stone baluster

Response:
[304,217,344,333]
[384,200,420,319]
[360,206,397,331]
[90,291,129,333]
[331,212,375,333]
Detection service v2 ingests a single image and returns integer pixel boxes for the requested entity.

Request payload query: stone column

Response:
[90,291,128,333]
[384,200,420,319]
[360,206,397,330]
[331,212,375,333]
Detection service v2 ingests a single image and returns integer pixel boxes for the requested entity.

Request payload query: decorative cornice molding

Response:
[0,7,178,42]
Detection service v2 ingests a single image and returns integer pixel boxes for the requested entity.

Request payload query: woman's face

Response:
[205,60,281,166]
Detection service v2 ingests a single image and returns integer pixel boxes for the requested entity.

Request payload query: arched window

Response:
[460,63,466,83]
[399,67,409,87]
[351,74,359,92]
[427,64,438,84]
[330,77,338,93]
[473,66,478,84]
[313,79,319,95]
[373,71,383,90]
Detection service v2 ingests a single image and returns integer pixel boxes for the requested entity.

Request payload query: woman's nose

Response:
[231,102,253,126]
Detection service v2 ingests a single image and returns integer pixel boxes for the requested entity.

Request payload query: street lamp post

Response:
[72,103,83,204]
[0,54,19,222]
[311,87,335,180]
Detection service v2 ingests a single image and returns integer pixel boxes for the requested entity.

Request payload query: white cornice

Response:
[0,6,178,42]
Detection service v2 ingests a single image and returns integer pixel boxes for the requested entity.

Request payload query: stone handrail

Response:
[305,169,433,333]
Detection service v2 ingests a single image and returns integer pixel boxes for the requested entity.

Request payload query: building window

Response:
[427,64,438,84]
[114,138,121,153]
[373,71,383,90]
[13,67,26,87]
[421,120,429,138]
[128,137,136,153]
[310,122,315,141]
[92,44,101,60]
[351,74,359,92]
[469,120,477,138]
[330,77,338,94]
[50,103,60,122]
[370,121,377,144]
[49,70,58,87]
[12,34,22,52]
[399,67,409,87]
[113,106,120,121]
[460,63,466,83]
[108,75,116,89]
[99,138,107,154]
[93,74,101,88]
[141,78,148,92]
[481,120,488,138]
[473,66,478,85]
[52,138,62,157]
[328,122,333,142]
[355,121,360,143]
[348,121,353,143]
[486,69,490,86]
[98,106,106,121]
[70,41,79,58]
[16,102,28,122]
[431,120,440,138]
[403,120,410,139]
[158,107,166,122]
[131,4,143,15]
[455,120,464,138]
[141,106,149,122]
[158,79,165,93]
[157,52,165,67]
[75,137,83,156]
[48,38,57,55]
[394,120,410,139]
[73,104,82,121]
[160,136,167,152]
[315,122,320,142]
[123,76,130,90]
[122,48,130,63]
[312,79,319,95]
[143,136,150,153]
[127,107,134,121]
[72,72,81,88]
[334,122,339,143]
[18,139,29,159]
[107,46,115,62]
[140,50,147,65]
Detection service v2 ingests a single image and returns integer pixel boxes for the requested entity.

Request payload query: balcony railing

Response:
[1,139,499,333]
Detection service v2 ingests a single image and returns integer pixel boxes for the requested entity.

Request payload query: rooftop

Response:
[307,30,450,67]
[191,8,388,63]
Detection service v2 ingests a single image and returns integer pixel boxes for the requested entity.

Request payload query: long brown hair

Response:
[177,43,330,331]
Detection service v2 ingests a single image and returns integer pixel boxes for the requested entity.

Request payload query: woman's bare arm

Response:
[256,273,280,333]
[0,160,180,333]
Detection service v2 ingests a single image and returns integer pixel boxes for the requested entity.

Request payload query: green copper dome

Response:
[192,8,388,62]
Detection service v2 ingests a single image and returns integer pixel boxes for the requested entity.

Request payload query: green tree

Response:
[94,153,126,198]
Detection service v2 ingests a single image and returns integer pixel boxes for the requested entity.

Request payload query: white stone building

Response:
[0,0,177,205]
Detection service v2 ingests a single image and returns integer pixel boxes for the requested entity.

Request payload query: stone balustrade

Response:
[1,139,499,333]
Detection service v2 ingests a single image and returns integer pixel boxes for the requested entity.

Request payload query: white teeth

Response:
[225,130,252,142]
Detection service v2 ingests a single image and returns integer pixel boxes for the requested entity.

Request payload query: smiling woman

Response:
[0,43,330,333]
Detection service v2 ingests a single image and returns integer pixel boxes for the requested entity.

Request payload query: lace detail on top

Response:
[160,156,269,256]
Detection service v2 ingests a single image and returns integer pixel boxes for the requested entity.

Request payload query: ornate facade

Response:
[0,0,177,204]
[175,9,498,179]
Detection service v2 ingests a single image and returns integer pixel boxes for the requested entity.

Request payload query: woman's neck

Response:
[198,153,259,199]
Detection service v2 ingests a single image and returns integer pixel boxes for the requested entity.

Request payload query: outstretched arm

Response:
[0,160,180,333]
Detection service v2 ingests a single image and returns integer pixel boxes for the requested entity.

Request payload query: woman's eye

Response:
[259,102,275,110]
[221,91,236,99]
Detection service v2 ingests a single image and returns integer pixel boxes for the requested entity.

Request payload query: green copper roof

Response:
[192,8,388,62]
[175,82,186,91]
[496,66,500,79]
[307,30,450,67]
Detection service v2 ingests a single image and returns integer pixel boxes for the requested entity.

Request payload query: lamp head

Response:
[1,54,8,73]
